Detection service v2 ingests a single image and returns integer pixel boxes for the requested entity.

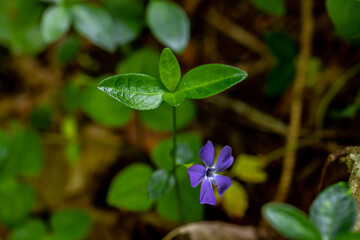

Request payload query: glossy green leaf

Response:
[146,1,190,53]
[107,163,153,211]
[116,48,160,78]
[151,133,202,171]
[8,219,48,240]
[139,100,196,132]
[250,0,285,17]
[159,48,181,92]
[41,5,71,44]
[1,128,43,177]
[177,64,247,99]
[0,179,35,226]
[51,209,91,240]
[71,4,115,52]
[326,0,360,41]
[157,167,204,222]
[262,203,321,240]
[148,169,175,200]
[162,92,186,106]
[334,233,360,240]
[310,182,357,240]
[81,82,132,127]
[98,73,167,110]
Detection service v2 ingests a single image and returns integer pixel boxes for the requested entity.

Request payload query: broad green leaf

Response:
[157,167,204,222]
[334,233,360,240]
[51,209,91,240]
[162,92,186,106]
[4,0,45,55]
[159,48,181,92]
[1,128,43,177]
[177,64,247,99]
[263,203,321,240]
[175,142,193,165]
[146,1,190,53]
[250,0,285,17]
[57,35,80,64]
[80,82,132,127]
[151,133,202,171]
[326,0,360,41]
[216,181,249,218]
[148,169,175,200]
[8,219,48,240]
[139,99,196,132]
[310,182,357,240]
[103,0,144,46]
[107,163,153,211]
[116,48,160,78]
[0,179,35,226]
[98,73,167,110]
[231,154,267,183]
[71,4,115,52]
[41,5,71,44]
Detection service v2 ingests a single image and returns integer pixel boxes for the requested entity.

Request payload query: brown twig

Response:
[274,0,314,202]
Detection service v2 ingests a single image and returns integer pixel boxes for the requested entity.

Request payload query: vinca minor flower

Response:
[187,141,233,205]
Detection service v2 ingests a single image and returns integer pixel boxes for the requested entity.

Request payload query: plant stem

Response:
[172,106,184,222]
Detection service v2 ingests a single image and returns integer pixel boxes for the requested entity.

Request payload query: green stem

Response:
[172,106,184,222]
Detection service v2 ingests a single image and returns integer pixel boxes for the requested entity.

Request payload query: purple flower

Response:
[187,141,234,205]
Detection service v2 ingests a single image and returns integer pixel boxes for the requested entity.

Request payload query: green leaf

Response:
[98,73,167,110]
[175,142,193,165]
[41,5,71,44]
[139,99,195,131]
[1,128,43,177]
[116,48,160,78]
[30,104,53,131]
[162,92,186,106]
[56,35,80,64]
[151,133,202,171]
[262,203,321,240]
[250,0,285,17]
[326,0,360,41]
[0,129,9,168]
[157,167,204,222]
[334,233,360,240]
[146,1,190,53]
[80,82,132,127]
[0,178,35,226]
[103,0,144,46]
[8,219,48,240]
[264,32,297,96]
[51,209,91,240]
[310,182,357,240]
[71,3,115,52]
[159,48,181,92]
[107,163,153,211]
[147,169,175,200]
[177,64,247,99]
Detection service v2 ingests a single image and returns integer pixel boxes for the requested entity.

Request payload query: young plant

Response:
[262,182,359,240]
[98,48,247,220]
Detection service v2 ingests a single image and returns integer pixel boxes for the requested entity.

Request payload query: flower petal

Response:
[199,141,215,167]
[214,145,234,172]
[200,177,216,205]
[187,165,206,187]
[213,174,232,196]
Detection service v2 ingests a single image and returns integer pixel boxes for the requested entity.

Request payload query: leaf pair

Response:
[263,182,358,240]
[98,48,248,110]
